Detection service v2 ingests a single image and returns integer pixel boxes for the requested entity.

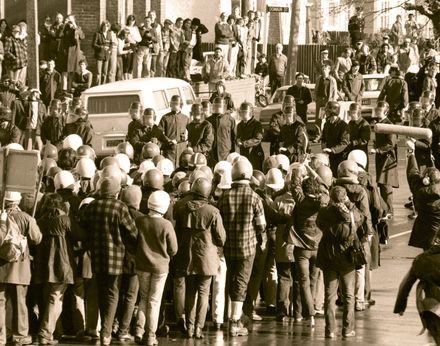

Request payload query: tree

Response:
[286,0,301,85]
[404,1,440,40]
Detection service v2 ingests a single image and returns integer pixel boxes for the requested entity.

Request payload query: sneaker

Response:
[38,338,58,345]
[146,337,158,346]
[194,327,204,339]
[314,309,324,316]
[117,333,133,342]
[325,332,336,339]
[12,336,33,346]
[355,301,365,311]
[307,316,315,327]
[343,330,356,338]
[294,317,303,323]
[186,325,194,338]
[177,318,187,334]
[100,336,111,346]
[229,320,248,337]
[252,313,263,321]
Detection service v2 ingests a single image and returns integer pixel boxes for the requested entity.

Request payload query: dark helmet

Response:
[142,168,164,189]
[201,100,211,112]
[42,143,58,161]
[189,153,207,168]
[251,170,266,189]
[0,106,12,121]
[115,142,134,160]
[142,142,160,160]
[99,156,119,170]
[283,95,295,107]
[58,148,77,170]
[152,154,165,166]
[40,158,58,176]
[47,166,62,178]
[77,145,96,160]
[325,101,340,117]
[191,177,212,198]
[179,148,194,168]
[375,100,390,113]
[212,97,224,106]
[143,108,155,116]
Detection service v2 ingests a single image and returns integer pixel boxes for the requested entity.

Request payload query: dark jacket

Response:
[374,117,399,187]
[266,111,285,154]
[127,120,167,162]
[40,69,62,107]
[206,112,236,163]
[291,175,329,250]
[237,117,264,171]
[407,154,440,250]
[63,119,93,146]
[175,197,226,276]
[0,120,21,146]
[93,31,110,61]
[316,201,363,271]
[430,115,440,169]
[209,92,235,111]
[378,76,409,111]
[41,115,64,148]
[279,119,308,163]
[187,120,214,155]
[348,117,370,155]
[321,117,350,176]
[286,84,312,119]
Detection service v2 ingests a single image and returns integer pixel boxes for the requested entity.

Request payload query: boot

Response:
[229,319,248,337]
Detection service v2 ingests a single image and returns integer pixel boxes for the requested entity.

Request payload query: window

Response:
[182,86,195,105]
[380,0,390,30]
[166,88,181,101]
[152,90,168,111]
[87,94,140,114]
[328,0,340,28]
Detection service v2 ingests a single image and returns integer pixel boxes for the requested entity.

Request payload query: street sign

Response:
[266,6,289,13]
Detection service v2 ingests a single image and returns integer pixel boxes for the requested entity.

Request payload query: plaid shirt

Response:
[4,36,28,70]
[81,197,137,275]
[217,182,266,259]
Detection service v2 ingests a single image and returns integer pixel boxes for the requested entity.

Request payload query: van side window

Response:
[88,95,140,114]
[182,86,195,105]
[152,90,168,111]
[166,88,181,102]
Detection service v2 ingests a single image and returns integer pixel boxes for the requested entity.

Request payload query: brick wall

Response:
[133,0,149,19]
[71,0,102,72]
[106,0,119,26]
[268,12,281,44]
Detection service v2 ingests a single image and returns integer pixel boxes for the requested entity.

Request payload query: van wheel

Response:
[257,94,268,107]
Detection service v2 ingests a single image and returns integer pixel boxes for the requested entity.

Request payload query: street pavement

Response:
[55,142,434,346]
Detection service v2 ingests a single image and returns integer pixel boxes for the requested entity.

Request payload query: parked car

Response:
[258,73,387,130]
[81,77,196,157]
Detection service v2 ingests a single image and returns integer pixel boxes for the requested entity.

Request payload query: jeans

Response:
[355,265,365,304]
[275,262,301,319]
[243,246,267,317]
[212,255,227,324]
[72,277,100,335]
[0,284,29,344]
[39,283,68,340]
[314,269,324,311]
[133,46,151,78]
[107,49,118,83]
[225,254,255,302]
[229,45,239,76]
[185,275,212,329]
[136,271,168,340]
[323,267,356,334]
[95,274,121,338]
[116,274,139,335]
[161,51,170,77]
[294,247,320,318]
[173,275,185,320]
[96,59,109,85]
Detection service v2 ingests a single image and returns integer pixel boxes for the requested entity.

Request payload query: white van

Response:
[81,77,196,157]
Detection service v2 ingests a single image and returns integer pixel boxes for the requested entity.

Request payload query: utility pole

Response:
[26,0,39,89]
[286,0,301,85]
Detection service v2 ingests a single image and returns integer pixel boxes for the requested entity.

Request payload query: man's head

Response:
[348,102,361,121]
[275,43,283,55]
[325,101,340,119]
[239,102,253,122]
[355,6,363,16]
[216,80,226,94]
[212,97,224,114]
[170,95,182,112]
[175,17,183,28]
[214,47,223,59]
[427,61,439,76]
[321,64,331,77]
[396,15,402,22]
[320,48,329,59]
[408,13,414,20]
[47,59,55,72]
[78,59,87,71]
[11,25,20,39]
[351,60,360,74]
[144,16,152,27]
[191,103,204,123]
[389,66,400,77]
[143,108,156,126]
[201,100,211,118]
[148,10,156,22]
[129,101,142,120]
[375,101,389,119]
[342,48,351,58]
[220,12,228,22]
[421,91,435,109]
[295,72,305,85]
[49,99,61,116]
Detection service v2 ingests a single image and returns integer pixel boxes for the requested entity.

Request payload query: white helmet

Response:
[266,168,285,191]
[288,162,307,177]
[138,160,155,174]
[156,158,174,176]
[148,190,171,215]
[100,165,123,186]
[214,160,232,175]
[4,191,22,202]
[347,150,367,170]
[114,153,131,174]
[217,170,232,190]
[54,170,75,190]
[63,134,83,151]
[5,143,24,151]
[79,197,95,210]
[276,154,290,172]
[76,158,96,179]
[226,152,241,164]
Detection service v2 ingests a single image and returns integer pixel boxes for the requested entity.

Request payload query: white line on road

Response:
[389,230,412,239]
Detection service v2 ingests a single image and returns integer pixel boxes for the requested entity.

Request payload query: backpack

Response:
[0,212,28,262]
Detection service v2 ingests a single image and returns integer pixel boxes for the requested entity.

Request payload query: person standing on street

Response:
[347,103,370,168]
[286,73,313,124]
[268,43,287,95]
[342,60,365,103]
[315,64,338,129]
[378,66,408,123]
[390,15,404,49]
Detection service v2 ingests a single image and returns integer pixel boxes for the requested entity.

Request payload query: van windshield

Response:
[87,94,141,114]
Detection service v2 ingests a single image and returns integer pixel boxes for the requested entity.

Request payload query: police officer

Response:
[278,104,308,163]
[370,101,398,217]
[187,103,214,156]
[321,101,350,176]
[347,102,370,168]
[158,95,190,165]
[237,102,265,171]
[267,95,292,155]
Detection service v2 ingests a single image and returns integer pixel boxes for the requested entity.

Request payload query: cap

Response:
[351,60,360,67]
[321,48,329,53]
[383,35,389,39]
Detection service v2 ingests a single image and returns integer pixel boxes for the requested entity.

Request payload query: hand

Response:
[369,148,377,155]
[323,148,332,154]
[406,139,415,151]
[171,139,177,145]
[0,211,7,222]
[367,234,373,242]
